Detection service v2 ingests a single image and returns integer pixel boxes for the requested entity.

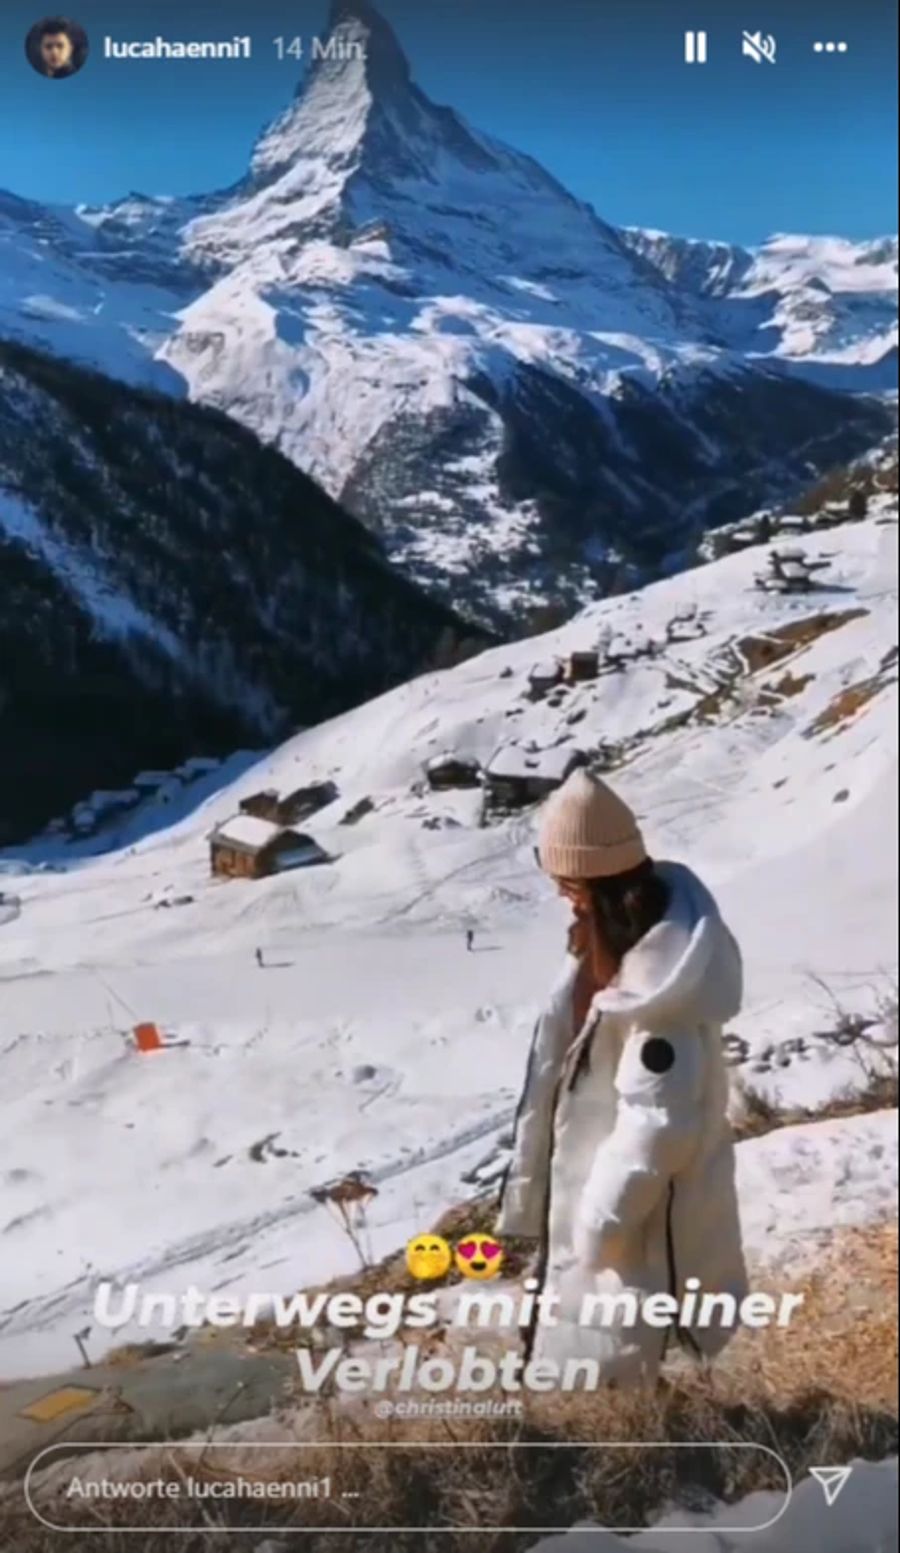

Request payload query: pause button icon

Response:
[685,30,709,63]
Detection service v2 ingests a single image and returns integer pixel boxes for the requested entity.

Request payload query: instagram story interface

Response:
[0,0,897,1546]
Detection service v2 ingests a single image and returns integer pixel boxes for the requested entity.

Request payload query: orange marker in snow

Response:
[134,1023,164,1053]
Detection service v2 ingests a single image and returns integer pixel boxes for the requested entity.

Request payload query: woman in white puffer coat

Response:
[497,768,747,1387]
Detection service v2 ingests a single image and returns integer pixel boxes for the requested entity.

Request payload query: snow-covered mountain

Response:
[0,188,193,394]
[0,0,895,624]
[0,339,482,843]
[625,229,899,390]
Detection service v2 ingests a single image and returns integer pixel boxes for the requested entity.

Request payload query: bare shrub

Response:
[810,979,899,1103]
[310,1173,379,1270]
[733,983,899,1143]
[10,1361,895,1553]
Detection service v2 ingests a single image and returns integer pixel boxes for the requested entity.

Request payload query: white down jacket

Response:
[497,862,747,1385]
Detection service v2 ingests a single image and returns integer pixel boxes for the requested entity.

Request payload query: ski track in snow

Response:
[0,1102,514,1348]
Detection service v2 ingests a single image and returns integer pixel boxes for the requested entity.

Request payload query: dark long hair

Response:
[585,858,670,967]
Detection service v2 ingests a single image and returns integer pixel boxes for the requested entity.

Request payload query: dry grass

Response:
[754,1222,898,1409]
[10,990,897,1549]
[733,1070,898,1142]
[104,1341,181,1369]
[656,612,867,735]
[807,672,894,737]
[8,1224,896,1552]
[764,669,815,701]
[8,1223,900,1553]
[733,985,898,1142]
[248,1196,536,1356]
[736,610,867,675]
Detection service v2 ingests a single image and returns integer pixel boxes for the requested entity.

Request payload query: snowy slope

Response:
[0,188,195,391]
[0,2,895,621]
[0,503,896,1375]
[0,338,480,842]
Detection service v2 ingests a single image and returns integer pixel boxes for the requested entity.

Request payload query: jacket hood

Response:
[589,862,742,1028]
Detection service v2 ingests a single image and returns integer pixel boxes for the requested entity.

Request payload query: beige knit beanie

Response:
[538,768,647,880]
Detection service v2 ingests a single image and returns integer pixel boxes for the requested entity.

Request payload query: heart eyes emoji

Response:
[455,1234,504,1280]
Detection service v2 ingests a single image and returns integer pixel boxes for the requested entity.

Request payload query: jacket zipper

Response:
[665,1179,702,1360]
[524,1012,601,1361]
[498,1015,542,1216]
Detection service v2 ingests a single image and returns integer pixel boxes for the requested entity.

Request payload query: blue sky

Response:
[0,0,896,243]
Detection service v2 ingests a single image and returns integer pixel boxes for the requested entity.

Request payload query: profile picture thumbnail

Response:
[25,15,89,78]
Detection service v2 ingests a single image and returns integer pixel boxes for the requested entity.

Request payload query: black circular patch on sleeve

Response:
[641,1037,676,1074]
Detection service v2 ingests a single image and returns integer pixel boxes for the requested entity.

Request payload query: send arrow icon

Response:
[810,1466,853,1506]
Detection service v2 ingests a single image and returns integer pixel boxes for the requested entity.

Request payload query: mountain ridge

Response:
[0,2,896,623]
[0,338,484,842]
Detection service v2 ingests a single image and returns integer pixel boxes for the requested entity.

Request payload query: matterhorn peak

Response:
[327,0,384,26]
[325,0,412,85]
[330,0,415,90]
[247,0,415,190]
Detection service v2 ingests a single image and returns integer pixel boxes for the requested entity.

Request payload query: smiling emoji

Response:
[406,1234,453,1281]
[455,1234,504,1280]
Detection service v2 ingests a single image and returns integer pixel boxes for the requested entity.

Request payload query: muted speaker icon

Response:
[743,30,778,63]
